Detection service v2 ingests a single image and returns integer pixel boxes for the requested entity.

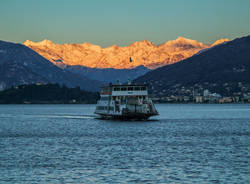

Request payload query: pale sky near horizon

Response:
[0,0,250,47]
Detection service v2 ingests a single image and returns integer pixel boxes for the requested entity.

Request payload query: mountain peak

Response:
[82,42,92,46]
[24,39,54,47]
[176,36,190,41]
[40,39,54,45]
[211,38,229,47]
[23,40,34,46]
[105,44,119,50]
[130,40,155,47]
[82,42,102,51]
[163,37,205,48]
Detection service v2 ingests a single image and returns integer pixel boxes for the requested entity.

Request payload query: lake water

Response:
[0,104,250,183]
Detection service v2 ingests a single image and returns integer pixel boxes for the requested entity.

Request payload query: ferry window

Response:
[102,87,108,92]
[135,87,140,90]
[101,97,109,101]
[97,106,105,110]
[114,87,120,91]
[128,87,133,91]
[108,106,114,111]
[121,87,127,91]
[141,87,146,90]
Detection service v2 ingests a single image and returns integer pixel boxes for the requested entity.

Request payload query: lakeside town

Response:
[149,82,250,103]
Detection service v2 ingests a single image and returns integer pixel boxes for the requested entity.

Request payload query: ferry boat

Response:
[94,83,158,120]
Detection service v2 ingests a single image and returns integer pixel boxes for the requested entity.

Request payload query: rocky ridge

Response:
[24,37,229,69]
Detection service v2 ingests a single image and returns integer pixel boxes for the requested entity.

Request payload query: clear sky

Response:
[0,0,250,47]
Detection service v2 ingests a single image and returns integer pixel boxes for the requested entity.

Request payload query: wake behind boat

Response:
[94,83,158,120]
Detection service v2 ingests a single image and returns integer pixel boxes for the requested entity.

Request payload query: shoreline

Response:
[0,102,249,105]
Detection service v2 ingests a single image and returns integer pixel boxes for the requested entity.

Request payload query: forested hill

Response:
[0,83,100,104]
[134,35,250,96]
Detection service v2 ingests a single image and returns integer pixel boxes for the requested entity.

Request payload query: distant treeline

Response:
[0,83,100,104]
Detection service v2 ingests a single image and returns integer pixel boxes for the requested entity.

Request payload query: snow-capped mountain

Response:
[24,37,229,69]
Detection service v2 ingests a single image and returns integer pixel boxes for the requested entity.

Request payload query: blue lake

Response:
[0,104,250,183]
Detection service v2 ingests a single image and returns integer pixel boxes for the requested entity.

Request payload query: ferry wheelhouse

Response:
[94,84,158,120]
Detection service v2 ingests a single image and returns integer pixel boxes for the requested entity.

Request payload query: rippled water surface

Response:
[0,104,250,183]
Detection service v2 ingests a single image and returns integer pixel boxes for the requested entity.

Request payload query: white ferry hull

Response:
[95,111,158,120]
